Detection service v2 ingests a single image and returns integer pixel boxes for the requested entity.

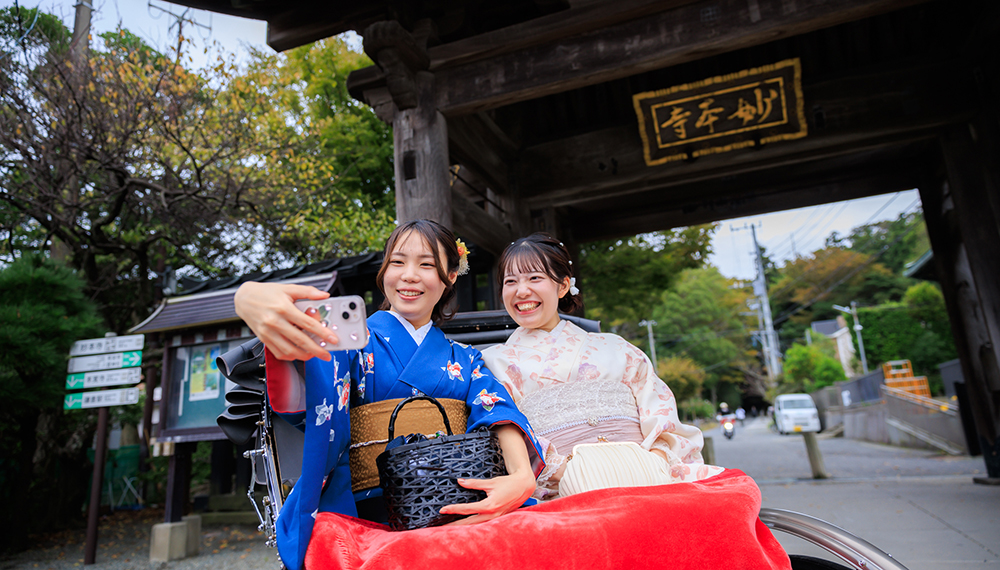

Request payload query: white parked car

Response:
[773,394,821,434]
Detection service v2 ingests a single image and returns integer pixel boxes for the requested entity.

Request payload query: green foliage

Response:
[0,255,104,409]
[652,267,755,398]
[1,16,397,329]
[853,283,957,394]
[782,342,846,393]
[247,38,396,262]
[678,398,715,422]
[903,281,952,338]
[772,210,927,348]
[0,256,104,549]
[827,210,929,275]
[0,6,69,54]
[579,226,715,330]
[657,355,706,405]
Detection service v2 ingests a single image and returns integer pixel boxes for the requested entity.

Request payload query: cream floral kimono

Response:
[482,320,725,499]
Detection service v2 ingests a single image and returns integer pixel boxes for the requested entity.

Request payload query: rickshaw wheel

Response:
[788,555,854,569]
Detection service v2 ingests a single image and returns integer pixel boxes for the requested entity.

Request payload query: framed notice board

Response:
[159,335,252,441]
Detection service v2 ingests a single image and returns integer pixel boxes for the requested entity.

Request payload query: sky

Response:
[2,0,270,67]
[709,189,923,281]
[4,1,925,278]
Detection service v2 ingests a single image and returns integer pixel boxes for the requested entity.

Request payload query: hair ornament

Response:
[559,242,564,247]
[456,239,470,276]
[569,277,580,296]
[568,260,573,265]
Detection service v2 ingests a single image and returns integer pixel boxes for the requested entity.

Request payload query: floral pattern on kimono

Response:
[482,319,724,499]
[264,310,545,570]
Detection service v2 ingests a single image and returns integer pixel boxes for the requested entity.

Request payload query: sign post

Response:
[67,333,144,565]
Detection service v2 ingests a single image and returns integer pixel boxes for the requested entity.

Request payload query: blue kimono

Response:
[266,311,545,570]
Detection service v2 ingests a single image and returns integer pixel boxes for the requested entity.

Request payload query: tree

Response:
[826,210,929,275]
[0,13,281,328]
[782,342,846,393]
[245,38,396,262]
[657,355,706,408]
[0,256,104,548]
[1,11,396,328]
[578,226,715,335]
[652,267,755,404]
[768,209,927,350]
[768,246,911,351]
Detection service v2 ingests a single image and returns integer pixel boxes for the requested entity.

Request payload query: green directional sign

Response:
[66,367,142,391]
[67,351,143,374]
[63,387,140,410]
[64,393,84,410]
[122,351,142,367]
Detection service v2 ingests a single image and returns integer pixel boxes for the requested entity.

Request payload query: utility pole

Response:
[51,1,93,262]
[751,224,782,380]
[833,302,869,375]
[70,0,93,65]
[639,320,657,367]
[735,224,782,384]
[148,1,212,63]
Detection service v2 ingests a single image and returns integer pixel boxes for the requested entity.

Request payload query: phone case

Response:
[294,295,369,351]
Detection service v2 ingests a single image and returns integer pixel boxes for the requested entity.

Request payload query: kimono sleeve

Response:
[464,348,546,477]
[265,348,356,431]
[620,340,725,481]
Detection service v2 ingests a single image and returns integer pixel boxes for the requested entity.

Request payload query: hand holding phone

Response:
[294,295,368,351]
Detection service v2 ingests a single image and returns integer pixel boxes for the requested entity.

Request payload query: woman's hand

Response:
[233,282,336,362]
[440,424,536,525]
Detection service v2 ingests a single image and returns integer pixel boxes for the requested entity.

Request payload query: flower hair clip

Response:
[456,239,470,276]
[569,277,580,295]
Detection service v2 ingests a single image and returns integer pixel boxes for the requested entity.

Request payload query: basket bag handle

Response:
[386,395,454,441]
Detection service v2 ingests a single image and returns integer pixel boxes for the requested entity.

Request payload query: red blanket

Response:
[306,469,791,570]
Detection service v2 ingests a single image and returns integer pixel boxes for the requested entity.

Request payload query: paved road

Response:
[708,416,986,482]
[708,417,1000,570]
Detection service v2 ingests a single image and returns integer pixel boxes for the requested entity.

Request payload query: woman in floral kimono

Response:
[482,233,725,500]
[233,220,544,570]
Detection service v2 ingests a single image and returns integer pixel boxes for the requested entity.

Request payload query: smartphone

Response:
[294,295,369,351]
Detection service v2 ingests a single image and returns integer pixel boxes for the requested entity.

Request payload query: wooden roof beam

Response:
[433,0,931,117]
[448,113,519,196]
[567,155,928,241]
[517,58,975,207]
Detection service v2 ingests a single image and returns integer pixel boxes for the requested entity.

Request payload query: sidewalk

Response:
[717,417,1000,569]
[760,475,1000,569]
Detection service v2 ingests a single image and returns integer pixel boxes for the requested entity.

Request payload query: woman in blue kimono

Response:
[234,220,544,570]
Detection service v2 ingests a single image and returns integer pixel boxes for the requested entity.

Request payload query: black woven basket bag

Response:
[375,395,507,531]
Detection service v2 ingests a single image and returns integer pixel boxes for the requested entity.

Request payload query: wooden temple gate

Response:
[177,0,1000,478]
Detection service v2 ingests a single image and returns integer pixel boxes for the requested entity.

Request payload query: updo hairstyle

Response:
[497,233,583,314]
[376,219,461,323]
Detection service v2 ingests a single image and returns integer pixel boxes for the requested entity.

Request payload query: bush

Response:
[854,284,957,394]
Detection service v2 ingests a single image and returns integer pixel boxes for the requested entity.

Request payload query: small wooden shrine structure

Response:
[174,0,1000,479]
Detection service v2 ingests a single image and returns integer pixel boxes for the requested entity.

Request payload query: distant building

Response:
[811,316,857,378]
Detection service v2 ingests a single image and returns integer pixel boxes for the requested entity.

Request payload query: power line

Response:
[771,201,924,326]
[767,193,911,300]
[765,192,903,263]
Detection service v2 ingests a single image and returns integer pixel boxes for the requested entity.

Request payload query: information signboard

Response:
[66,367,142,390]
[64,387,140,410]
[67,351,143,373]
[69,334,145,356]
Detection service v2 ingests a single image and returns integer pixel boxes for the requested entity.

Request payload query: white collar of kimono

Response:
[387,309,434,346]
[510,317,572,346]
